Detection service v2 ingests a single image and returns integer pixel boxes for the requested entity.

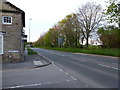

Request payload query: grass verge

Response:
[27,48,38,55]
[36,46,119,57]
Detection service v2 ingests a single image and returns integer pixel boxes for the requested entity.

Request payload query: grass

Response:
[27,48,38,55]
[36,46,119,57]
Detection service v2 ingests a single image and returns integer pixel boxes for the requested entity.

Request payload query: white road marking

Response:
[66,80,70,82]
[3,78,77,89]
[55,66,78,81]
[53,65,56,66]
[73,78,77,80]
[75,53,118,59]
[59,68,64,72]
[3,83,42,89]
[3,81,54,89]
[111,67,120,70]
[37,53,54,64]
[45,82,52,84]
[70,76,77,80]
[80,60,86,62]
[98,64,120,70]
[33,61,43,66]
[65,72,69,75]
[70,76,74,79]
[72,57,87,62]
[70,76,75,79]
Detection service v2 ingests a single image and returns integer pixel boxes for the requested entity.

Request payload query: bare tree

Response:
[77,2,103,47]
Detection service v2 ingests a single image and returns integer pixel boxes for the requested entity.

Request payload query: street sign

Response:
[58,37,63,45]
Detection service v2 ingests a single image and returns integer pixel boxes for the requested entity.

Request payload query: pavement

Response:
[2,49,52,71]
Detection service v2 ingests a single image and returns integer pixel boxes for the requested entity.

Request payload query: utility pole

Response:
[29,18,32,46]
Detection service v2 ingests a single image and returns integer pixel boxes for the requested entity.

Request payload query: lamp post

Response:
[29,18,32,46]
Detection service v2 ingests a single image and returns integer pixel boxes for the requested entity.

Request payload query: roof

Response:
[0,0,25,27]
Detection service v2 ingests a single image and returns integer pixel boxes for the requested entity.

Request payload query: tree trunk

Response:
[86,37,89,47]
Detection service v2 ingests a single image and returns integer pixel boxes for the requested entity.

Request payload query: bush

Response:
[27,48,37,55]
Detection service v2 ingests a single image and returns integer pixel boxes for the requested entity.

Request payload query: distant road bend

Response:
[32,48,119,88]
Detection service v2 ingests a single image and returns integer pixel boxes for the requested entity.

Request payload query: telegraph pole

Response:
[29,18,32,46]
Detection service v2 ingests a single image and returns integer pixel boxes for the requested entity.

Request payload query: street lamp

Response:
[29,18,32,45]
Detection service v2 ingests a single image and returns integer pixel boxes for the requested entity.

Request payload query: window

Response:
[0,35,3,55]
[2,16,12,24]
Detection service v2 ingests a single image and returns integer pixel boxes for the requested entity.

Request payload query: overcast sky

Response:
[8,0,107,42]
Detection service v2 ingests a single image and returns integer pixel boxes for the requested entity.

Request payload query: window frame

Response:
[2,16,12,25]
[0,34,3,55]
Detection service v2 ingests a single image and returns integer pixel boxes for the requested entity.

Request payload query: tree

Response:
[49,25,60,47]
[33,34,45,47]
[105,0,119,25]
[77,2,103,47]
[72,14,81,47]
[98,25,120,48]
[58,13,81,48]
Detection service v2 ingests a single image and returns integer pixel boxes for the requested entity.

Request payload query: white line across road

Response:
[98,64,120,70]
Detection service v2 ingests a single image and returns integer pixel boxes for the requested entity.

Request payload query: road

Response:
[32,48,119,88]
[2,64,81,88]
[2,48,119,88]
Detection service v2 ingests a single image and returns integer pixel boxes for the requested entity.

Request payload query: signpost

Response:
[58,37,63,48]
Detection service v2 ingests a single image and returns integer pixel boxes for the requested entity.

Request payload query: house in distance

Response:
[0,0,27,62]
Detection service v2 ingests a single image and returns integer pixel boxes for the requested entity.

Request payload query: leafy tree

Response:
[44,31,51,47]
[105,0,119,25]
[49,26,60,47]
[58,13,81,48]
[98,25,120,48]
[33,34,45,47]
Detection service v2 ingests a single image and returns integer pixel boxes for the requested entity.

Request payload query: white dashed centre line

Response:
[98,64,120,70]
[54,65,78,82]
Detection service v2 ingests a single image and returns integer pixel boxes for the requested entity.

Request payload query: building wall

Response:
[0,2,17,11]
[0,55,2,61]
[1,2,24,62]
[0,2,2,31]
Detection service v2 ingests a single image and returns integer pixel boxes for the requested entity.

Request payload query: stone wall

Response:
[1,2,17,11]
[1,2,24,62]
[0,1,2,31]
[0,1,3,62]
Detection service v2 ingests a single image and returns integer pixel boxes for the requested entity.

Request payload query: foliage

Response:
[33,25,60,47]
[37,46,119,57]
[34,13,81,48]
[105,0,119,24]
[33,34,45,47]
[58,13,81,48]
[98,25,120,48]
[27,48,37,55]
[34,2,119,50]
